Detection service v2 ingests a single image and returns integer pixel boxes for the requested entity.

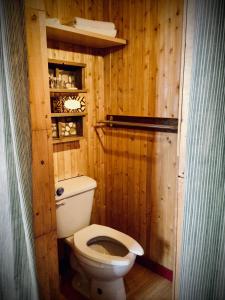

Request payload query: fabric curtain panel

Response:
[0,0,39,299]
[180,0,225,299]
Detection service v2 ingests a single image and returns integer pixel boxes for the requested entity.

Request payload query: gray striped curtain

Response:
[180,0,225,299]
[0,0,39,299]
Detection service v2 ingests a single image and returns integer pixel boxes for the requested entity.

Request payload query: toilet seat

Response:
[73,224,144,266]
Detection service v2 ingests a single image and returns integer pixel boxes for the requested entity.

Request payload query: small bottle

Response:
[53,77,57,88]
[58,74,62,88]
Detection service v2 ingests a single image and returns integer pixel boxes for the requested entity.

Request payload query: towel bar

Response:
[96,115,178,133]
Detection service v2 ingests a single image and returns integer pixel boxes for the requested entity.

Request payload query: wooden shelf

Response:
[51,112,86,117]
[48,58,86,67]
[50,88,87,93]
[52,136,84,144]
[46,21,127,49]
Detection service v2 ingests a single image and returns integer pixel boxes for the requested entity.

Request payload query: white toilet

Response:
[55,176,144,300]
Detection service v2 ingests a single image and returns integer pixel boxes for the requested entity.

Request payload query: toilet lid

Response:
[73,224,144,266]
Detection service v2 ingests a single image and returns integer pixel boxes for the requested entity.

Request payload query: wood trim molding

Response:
[174,0,195,298]
[25,2,60,298]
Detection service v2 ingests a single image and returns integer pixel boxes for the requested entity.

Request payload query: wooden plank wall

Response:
[25,1,60,298]
[103,0,183,270]
[45,0,106,225]
[44,0,183,271]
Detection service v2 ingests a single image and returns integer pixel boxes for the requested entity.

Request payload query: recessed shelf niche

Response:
[48,58,86,91]
[48,59,87,144]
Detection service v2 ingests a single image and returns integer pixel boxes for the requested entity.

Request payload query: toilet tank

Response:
[55,176,97,238]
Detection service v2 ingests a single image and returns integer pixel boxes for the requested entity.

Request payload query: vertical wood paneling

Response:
[47,38,105,225]
[148,133,177,268]
[104,0,183,270]
[45,0,106,227]
[44,0,183,271]
[25,2,60,298]
[35,231,59,299]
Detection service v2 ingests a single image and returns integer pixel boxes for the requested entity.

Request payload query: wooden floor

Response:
[125,263,172,300]
[60,263,172,300]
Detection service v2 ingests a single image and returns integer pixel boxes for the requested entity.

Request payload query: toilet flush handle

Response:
[56,202,65,209]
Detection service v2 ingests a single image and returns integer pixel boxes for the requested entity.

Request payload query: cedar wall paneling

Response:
[44,0,183,271]
[25,1,60,298]
[47,43,106,225]
[103,0,183,270]
[45,0,106,224]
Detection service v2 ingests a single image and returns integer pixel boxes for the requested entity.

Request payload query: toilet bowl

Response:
[68,224,143,300]
[55,176,144,299]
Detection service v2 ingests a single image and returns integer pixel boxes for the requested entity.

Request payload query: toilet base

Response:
[70,253,90,298]
[71,272,90,299]
[91,278,126,300]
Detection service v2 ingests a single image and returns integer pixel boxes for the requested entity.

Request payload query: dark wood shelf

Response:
[96,115,178,133]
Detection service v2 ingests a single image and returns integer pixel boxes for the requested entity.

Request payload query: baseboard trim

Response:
[136,256,173,282]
